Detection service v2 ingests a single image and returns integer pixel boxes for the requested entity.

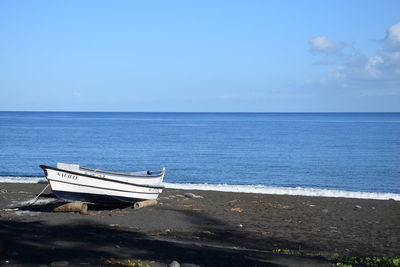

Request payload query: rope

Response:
[27,183,50,206]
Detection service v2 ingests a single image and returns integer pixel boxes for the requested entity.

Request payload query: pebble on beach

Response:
[169,260,181,267]
[184,193,203,199]
[49,260,69,267]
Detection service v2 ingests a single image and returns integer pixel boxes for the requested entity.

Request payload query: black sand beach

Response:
[0,183,399,266]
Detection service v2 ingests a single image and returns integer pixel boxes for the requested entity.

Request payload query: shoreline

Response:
[1,178,399,201]
[0,183,399,266]
[165,183,400,201]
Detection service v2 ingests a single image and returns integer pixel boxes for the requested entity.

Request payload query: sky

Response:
[0,0,399,112]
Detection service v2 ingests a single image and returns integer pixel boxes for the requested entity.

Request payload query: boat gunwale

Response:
[40,165,165,190]
[80,166,165,178]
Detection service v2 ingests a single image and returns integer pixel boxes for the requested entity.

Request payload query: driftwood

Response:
[53,202,88,214]
[133,199,157,209]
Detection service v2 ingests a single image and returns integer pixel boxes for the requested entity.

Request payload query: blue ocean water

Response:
[0,112,399,194]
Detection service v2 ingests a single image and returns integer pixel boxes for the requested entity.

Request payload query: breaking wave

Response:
[0,176,398,201]
[164,183,400,201]
[0,176,46,183]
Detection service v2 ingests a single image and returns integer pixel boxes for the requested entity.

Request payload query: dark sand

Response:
[0,183,399,266]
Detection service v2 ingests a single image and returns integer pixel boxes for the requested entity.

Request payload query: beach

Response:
[0,183,399,266]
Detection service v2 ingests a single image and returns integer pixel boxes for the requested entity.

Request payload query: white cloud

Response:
[72,91,81,97]
[309,36,344,54]
[384,22,400,49]
[365,55,384,79]
[309,22,400,89]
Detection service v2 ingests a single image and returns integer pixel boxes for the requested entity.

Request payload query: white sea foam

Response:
[0,176,46,183]
[1,176,398,201]
[164,183,400,201]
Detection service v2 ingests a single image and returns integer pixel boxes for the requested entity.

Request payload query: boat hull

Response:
[40,165,165,204]
[52,190,143,204]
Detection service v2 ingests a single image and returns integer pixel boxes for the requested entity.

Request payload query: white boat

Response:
[40,163,165,204]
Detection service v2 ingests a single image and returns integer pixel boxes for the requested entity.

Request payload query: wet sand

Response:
[0,183,399,266]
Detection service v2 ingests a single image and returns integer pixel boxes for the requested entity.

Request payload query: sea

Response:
[0,112,399,200]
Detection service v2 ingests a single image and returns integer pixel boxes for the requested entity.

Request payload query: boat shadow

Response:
[0,212,320,266]
[1,191,333,266]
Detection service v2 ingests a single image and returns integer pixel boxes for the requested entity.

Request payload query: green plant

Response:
[105,258,151,267]
[272,248,399,267]
[272,248,304,256]
[329,254,400,267]
[335,263,353,267]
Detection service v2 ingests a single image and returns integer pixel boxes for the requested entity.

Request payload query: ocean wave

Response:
[164,183,400,201]
[0,176,46,183]
[0,176,398,201]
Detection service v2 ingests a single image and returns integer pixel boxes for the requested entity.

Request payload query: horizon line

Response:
[1,111,400,113]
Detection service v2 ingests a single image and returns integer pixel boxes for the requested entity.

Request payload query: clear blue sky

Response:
[1,0,399,112]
